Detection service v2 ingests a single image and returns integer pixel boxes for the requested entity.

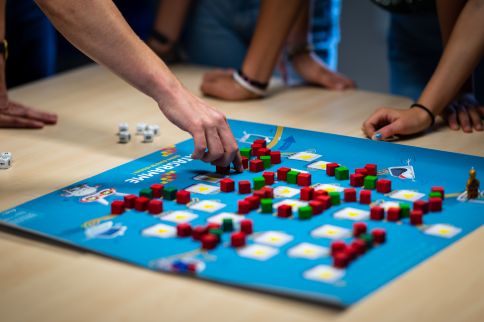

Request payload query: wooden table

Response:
[1,65,483,322]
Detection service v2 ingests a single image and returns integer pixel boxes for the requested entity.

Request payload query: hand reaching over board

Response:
[158,85,243,172]
[442,93,484,133]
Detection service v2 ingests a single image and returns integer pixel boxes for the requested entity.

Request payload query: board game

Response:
[1,120,483,307]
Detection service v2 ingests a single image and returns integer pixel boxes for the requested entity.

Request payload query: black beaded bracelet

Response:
[237,70,269,91]
[410,103,435,127]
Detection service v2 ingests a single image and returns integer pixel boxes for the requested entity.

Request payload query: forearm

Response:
[286,0,311,49]
[242,0,305,82]
[35,0,182,104]
[418,0,484,115]
[152,0,192,42]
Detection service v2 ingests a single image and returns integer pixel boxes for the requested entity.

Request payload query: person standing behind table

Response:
[363,0,484,140]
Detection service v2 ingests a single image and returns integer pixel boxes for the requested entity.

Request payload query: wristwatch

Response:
[0,39,8,60]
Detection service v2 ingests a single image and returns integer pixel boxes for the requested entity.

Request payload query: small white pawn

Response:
[0,152,12,169]
[118,122,129,132]
[148,124,160,136]
[118,130,131,144]
[143,129,154,143]
[136,123,146,135]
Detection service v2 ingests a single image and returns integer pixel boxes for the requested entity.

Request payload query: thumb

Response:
[374,121,401,140]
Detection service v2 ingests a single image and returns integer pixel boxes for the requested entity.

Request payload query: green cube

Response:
[360,233,374,248]
[335,166,349,180]
[298,206,313,220]
[261,198,273,213]
[139,188,153,199]
[240,147,252,158]
[287,170,300,184]
[253,177,266,190]
[163,187,177,200]
[222,218,234,232]
[429,191,442,199]
[364,176,377,189]
[209,228,223,241]
[260,156,271,169]
[400,203,410,218]
[329,191,341,205]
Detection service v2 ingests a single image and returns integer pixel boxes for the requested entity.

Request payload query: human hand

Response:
[200,69,261,101]
[291,51,356,90]
[158,85,243,171]
[442,93,483,132]
[362,107,432,140]
[0,95,58,128]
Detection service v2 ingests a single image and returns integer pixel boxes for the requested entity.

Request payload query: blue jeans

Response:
[181,0,341,70]
[6,0,56,88]
[388,11,483,102]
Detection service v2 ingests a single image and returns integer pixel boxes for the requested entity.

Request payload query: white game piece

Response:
[148,124,160,136]
[136,123,146,135]
[142,129,154,143]
[118,122,129,132]
[0,152,12,169]
[118,130,131,144]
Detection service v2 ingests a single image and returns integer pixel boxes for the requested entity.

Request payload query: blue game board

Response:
[1,120,483,307]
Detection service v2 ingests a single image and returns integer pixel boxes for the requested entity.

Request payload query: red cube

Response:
[309,200,323,215]
[251,143,263,156]
[372,229,386,244]
[263,171,275,185]
[150,184,164,198]
[277,167,291,181]
[370,206,384,220]
[123,194,137,209]
[413,200,429,214]
[238,200,251,214]
[253,139,266,147]
[355,168,368,177]
[253,190,266,199]
[359,190,372,204]
[240,219,253,234]
[316,195,332,209]
[351,239,367,255]
[111,200,125,215]
[176,223,192,237]
[192,226,208,241]
[344,188,357,202]
[353,222,367,237]
[376,179,392,193]
[387,207,400,222]
[410,210,423,225]
[431,186,445,199]
[331,240,347,256]
[277,204,292,218]
[300,187,314,201]
[201,234,218,250]
[148,199,163,214]
[262,187,274,198]
[231,232,246,248]
[297,173,311,186]
[313,190,328,199]
[326,163,339,176]
[220,178,235,192]
[249,159,264,172]
[238,180,251,194]
[176,190,191,204]
[270,151,281,164]
[333,252,350,269]
[429,197,442,212]
[134,197,150,211]
[245,196,261,210]
[365,164,377,176]
[258,148,271,156]
[350,173,364,187]
[241,156,249,169]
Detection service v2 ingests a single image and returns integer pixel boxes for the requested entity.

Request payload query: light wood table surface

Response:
[0,65,483,322]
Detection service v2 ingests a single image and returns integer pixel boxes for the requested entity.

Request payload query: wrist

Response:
[410,103,434,128]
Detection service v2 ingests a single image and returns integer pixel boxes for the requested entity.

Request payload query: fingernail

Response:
[374,132,383,140]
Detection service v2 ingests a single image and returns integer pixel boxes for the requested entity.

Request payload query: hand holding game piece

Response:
[442,93,484,133]
[157,86,243,172]
[291,51,356,90]
[200,69,262,101]
[0,98,58,129]
[362,107,433,141]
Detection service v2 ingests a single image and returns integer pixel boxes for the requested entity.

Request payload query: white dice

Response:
[0,152,12,169]
[136,123,147,135]
[143,129,154,143]
[118,131,131,144]
[118,122,129,132]
[147,124,160,136]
